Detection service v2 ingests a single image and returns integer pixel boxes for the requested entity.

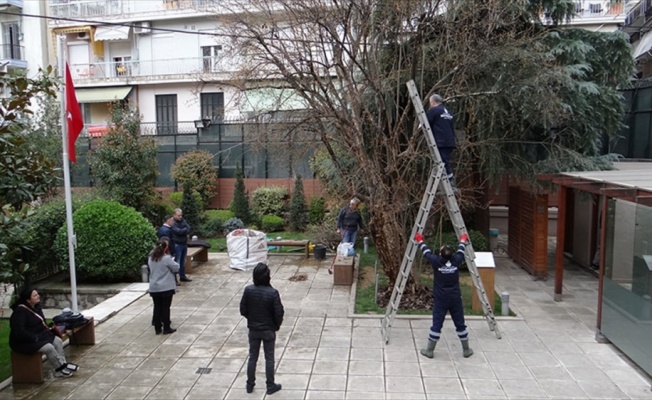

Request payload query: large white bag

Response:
[337,242,355,257]
[227,229,268,271]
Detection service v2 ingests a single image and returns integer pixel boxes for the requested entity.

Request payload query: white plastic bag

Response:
[227,229,268,271]
[337,242,355,257]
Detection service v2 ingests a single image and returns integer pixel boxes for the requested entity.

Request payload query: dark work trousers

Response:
[439,147,455,178]
[150,290,174,331]
[174,243,188,279]
[247,330,276,388]
[429,293,468,341]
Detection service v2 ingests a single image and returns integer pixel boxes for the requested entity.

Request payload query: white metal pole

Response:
[58,35,79,313]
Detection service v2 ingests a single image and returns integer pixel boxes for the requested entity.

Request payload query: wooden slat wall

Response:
[507,186,549,278]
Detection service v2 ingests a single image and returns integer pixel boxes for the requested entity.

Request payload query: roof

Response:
[559,161,652,192]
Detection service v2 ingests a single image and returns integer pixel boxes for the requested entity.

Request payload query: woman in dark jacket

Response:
[9,286,79,377]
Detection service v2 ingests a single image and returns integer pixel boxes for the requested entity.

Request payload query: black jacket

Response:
[240,284,284,331]
[427,103,456,148]
[337,206,365,231]
[171,219,190,244]
[157,224,176,256]
[9,302,55,354]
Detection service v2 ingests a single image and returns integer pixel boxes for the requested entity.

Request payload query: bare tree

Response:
[215,0,633,301]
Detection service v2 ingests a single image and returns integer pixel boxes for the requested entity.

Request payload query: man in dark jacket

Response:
[240,263,284,395]
[426,94,457,188]
[171,208,192,282]
[415,232,473,359]
[157,215,176,258]
[336,197,365,245]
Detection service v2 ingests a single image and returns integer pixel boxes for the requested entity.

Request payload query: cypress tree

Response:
[232,165,250,224]
[289,175,307,231]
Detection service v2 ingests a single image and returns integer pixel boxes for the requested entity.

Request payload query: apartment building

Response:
[46,0,283,135]
[624,0,652,77]
[565,0,630,31]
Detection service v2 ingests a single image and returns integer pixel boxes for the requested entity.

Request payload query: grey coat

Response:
[148,254,179,293]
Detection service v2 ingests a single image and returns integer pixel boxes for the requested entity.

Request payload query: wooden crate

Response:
[332,255,354,285]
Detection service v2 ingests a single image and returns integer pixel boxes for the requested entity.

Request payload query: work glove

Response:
[414,232,424,243]
[459,233,469,244]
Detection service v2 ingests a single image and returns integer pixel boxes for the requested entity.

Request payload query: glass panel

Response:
[635,87,652,112]
[156,152,176,187]
[602,199,652,377]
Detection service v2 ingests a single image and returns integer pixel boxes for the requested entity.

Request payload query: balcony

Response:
[48,0,241,21]
[0,0,23,8]
[624,0,652,32]
[69,57,238,84]
[0,44,26,69]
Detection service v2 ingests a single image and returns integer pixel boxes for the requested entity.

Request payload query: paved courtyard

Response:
[1,250,651,399]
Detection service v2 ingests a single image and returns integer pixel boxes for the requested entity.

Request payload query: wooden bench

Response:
[267,240,311,259]
[12,316,95,384]
[185,246,208,274]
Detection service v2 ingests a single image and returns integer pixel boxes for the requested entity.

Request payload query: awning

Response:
[53,26,93,35]
[633,31,652,59]
[94,25,131,41]
[75,86,133,103]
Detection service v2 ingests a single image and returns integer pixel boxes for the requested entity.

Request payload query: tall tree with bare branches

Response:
[215,0,633,301]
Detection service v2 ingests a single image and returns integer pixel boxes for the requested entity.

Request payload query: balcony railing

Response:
[0,44,24,61]
[48,0,241,19]
[70,57,237,82]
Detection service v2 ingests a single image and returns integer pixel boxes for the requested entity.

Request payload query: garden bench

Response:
[267,240,311,259]
[11,316,95,384]
[185,246,208,274]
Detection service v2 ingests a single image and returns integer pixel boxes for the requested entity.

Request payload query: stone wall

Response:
[39,288,119,311]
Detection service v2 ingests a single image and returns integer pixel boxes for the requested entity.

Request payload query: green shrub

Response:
[181,185,202,234]
[223,217,245,234]
[308,196,325,225]
[288,176,307,231]
[169,192,183,208]
[204,209,234,222]
[261,214,285,232]
[54,200,156,282]
[19,191,107,281]
[88,104,158,213]
[251,186,287,219]
[231,165,250,224]
[170,150,218,207]
[196,218,224,238]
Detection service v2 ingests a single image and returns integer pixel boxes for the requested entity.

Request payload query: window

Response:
[155,95,177,135]
[2,23,21,60]
[201,45,222,73]
[589,3,603,14]
[81,103,92,124]
[574,2,583,13]
[200,92,224,122]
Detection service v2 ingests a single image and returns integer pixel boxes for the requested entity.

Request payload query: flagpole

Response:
[58,35,79,314]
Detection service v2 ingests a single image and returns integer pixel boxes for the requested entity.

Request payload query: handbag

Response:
[50,324,64,339]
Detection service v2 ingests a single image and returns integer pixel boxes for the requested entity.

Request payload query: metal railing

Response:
[48,0,245,19]
[0,44,24,61]
[70,57,238,81]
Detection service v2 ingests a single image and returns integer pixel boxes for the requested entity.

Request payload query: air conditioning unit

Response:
[76,31,89,40]
[134,21,151,34]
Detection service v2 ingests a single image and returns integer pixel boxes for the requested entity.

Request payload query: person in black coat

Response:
[171,208,192,282]
[9,287,80,377]
[240,263,284,395]
[426,94,457,188]
[157,214,178,286]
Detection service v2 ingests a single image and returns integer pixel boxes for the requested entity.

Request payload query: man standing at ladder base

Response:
[415,232,473,358]
[427,94,457,189]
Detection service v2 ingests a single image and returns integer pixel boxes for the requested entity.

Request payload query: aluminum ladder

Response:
[381,80,501,343]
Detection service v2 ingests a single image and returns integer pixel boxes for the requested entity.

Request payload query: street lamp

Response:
[194,118,211,129]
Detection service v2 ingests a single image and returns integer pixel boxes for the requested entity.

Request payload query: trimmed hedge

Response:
[261,214,285,232]
[54,200,156,282]
[251,186,287,219]
[204,209,234,222]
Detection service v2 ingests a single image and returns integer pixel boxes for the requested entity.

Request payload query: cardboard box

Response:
[333,255,355,285]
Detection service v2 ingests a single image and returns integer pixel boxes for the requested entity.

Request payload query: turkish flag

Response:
[65,64,83,163]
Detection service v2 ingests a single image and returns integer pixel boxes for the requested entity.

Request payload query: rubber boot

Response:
[420,339,437,358]
[461,339,473,358]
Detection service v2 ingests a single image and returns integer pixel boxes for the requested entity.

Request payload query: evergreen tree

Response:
[181,183,201,234]
[289,175,307,231]
[232,165,250,224]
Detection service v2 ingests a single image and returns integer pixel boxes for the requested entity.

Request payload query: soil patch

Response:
[289,273,308,282]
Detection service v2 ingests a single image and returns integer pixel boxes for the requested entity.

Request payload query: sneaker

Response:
[64,363,79,372]
[266,383,282,395]
[55,367,73,378]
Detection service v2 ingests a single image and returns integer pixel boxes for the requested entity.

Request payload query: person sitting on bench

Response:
[9,286,80,378]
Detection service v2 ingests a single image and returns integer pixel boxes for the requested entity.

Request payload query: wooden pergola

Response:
[544,162,652,330]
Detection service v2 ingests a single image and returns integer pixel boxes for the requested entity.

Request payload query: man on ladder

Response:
[415,231,474,358]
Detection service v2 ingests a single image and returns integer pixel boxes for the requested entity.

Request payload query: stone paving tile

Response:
[538,379,589,399]
[143,384,191,400]
[307,374,347,391]
[385,375,424,393]
[346,375,384,392]
[460,378,504,398]
[104,385,151,400]
[422,377,465,395]
[499,378,546,399]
